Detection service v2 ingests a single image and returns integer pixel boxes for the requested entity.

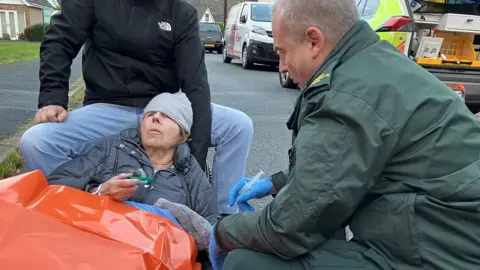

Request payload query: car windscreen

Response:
[355,0,380,17]
[250,4,272,22]
[199,23,220,32]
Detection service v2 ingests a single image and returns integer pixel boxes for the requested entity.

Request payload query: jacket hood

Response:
[119,128,192,171]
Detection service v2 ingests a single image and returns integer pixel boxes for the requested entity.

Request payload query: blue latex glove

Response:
[208,224,228,270]
[228,176,273,211]
[124,201,182,228]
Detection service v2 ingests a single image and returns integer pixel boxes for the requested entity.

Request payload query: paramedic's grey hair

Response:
[272,0,360,45]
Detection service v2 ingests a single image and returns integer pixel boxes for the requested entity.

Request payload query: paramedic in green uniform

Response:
[208,0,480,269]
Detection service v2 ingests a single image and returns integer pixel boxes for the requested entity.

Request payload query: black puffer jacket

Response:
[47,128,216,224]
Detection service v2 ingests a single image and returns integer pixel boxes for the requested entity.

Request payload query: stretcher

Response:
[0,170,201,270]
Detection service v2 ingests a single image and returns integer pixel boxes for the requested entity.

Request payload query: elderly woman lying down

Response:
[47,92,215,252]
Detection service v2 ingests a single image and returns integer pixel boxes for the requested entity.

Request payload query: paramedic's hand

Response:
[35,105,68,123]
[208,224,228,270]
[228,177,273,211]
[99,173,140,201]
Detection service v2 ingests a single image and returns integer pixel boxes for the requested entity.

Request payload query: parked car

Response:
[199,22,223,54]
[222,1,279,69]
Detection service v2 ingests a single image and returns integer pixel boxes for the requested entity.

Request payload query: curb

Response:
[0,81,86,165]
[67,82,86,110]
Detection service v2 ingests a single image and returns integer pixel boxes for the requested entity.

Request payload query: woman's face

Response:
[140,111,185,149]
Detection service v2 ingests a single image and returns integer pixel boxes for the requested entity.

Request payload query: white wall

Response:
[199,8,215,23]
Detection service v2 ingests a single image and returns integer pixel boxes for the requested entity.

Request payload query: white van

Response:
[222,1,279,69]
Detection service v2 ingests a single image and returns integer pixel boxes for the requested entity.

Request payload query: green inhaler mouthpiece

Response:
[127,176,155,184]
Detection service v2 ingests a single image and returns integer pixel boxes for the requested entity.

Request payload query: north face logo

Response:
[158,21,171,31]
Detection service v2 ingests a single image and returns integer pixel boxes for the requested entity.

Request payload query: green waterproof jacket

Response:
[215,21,480,269]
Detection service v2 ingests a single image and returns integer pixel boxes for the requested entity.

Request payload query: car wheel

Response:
[217,46,223,54]
[242,45,254,70]
[279,72,298,89]
[223,45,232,63]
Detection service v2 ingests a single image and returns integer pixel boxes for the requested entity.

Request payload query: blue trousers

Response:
[124,201,182,227]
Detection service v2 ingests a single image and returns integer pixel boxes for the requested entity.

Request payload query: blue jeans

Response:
[19,103,253,214]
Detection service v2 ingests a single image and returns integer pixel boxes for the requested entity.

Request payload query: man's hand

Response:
[35,105,68,124]
[228,176,273,211]
[98,173,140,202]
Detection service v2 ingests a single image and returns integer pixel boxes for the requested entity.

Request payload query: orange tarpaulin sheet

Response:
[0,170,201,270]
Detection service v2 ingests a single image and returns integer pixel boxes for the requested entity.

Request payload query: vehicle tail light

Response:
[376,16,411,32]
[451,83,466,102]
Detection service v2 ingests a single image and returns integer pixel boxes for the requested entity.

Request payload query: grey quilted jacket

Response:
[47,128,216,224]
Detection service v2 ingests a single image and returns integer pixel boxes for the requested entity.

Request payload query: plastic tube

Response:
[244,170,266,190]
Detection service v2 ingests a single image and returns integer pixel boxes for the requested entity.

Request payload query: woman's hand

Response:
[97,173,140,202]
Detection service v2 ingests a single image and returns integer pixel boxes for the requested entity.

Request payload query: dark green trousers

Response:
[222,239,392,270]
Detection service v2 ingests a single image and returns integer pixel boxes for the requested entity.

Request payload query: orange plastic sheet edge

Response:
[0,170,202,270]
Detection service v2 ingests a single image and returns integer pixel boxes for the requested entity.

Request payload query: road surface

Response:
[205,52,298,177]
[0,56,82,141]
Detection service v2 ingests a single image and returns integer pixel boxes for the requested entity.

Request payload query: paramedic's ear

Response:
[305,27,325,58]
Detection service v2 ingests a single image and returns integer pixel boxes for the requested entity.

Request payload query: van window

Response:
[240,4,248,23]
[199,23,220,32]
[250,3,272,22]
[356,0,379,17]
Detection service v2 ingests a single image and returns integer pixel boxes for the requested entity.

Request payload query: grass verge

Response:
[68,84,86,112]
[0,41,41,65]
[0,79,85,179]
[0,152,24,179]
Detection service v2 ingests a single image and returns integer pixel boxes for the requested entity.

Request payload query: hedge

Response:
[216,22,224,34]
[24,23,49,42]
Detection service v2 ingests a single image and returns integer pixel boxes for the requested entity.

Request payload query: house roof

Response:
[212,13,223,22]
[197,7,223,22]
[25,0,53,8]
[0,0,54,8]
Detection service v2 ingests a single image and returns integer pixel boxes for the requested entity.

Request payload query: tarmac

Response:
[0,55,82,141]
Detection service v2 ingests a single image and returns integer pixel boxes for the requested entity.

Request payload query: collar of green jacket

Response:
[285,20,381,140]
[304,20,380,91]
